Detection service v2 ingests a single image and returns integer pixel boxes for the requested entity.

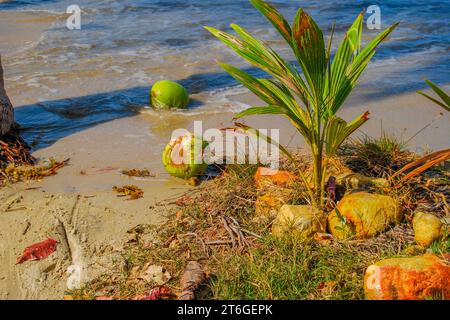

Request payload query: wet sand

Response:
[0,11,62,56]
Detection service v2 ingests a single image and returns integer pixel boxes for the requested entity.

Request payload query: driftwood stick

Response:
[205,240,234,245]
[220,216,236,248]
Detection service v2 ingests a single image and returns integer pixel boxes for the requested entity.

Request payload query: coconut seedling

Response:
[205,0,398,208]
[151,80,189,110]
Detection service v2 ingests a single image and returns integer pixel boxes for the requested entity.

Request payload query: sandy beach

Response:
[0,1,449,300]
[1,88,448,299]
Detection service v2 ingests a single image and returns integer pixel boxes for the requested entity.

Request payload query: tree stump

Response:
[0,55,14,136]
[0,55,34,167]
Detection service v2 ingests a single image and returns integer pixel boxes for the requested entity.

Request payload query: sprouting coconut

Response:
[151,80,189,110]
[162,133,207,180]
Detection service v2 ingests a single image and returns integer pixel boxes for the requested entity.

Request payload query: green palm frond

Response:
[325,112,370,156]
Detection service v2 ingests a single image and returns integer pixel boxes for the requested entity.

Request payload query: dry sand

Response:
[0,168,185,299]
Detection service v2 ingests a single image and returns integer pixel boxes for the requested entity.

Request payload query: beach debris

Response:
[186,176,200,186]
[255,188,292,218]
[162,133,208,180]
[178,261,206,300]
[121,169,154,178]
[16,238,57,264]
[36,158,70,177]
[21,220,31,236]
[327,192,402,239]
[402,244,426,256]
[151,80,189,110]
[134,286,173,300]
[364,253,450,300]
[313,232,334,246]
[412,211,445,247]
[0,194,22,212]
[112,185,144,200]
[272,205,326,238]
[139,264,171,285]
[206,215,261,250]
[317,281,338,296]
[1,158,69,186]
[392,149,450,187]
[0,130,35,166]
[254,167,299,189]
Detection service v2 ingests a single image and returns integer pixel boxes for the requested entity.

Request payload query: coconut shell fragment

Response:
[254,167,299,189]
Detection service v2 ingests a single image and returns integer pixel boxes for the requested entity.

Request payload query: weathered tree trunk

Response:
[0,55,14,136]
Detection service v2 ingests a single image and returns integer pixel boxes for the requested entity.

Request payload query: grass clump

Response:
[211,224,416,300]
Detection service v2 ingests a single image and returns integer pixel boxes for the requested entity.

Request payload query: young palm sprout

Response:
[205,0,398,208]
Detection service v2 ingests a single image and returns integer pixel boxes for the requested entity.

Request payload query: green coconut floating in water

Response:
[162,132,208,180]
[151,80,189,110]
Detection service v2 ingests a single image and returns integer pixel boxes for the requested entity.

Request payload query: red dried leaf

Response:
[16,238,57,264]
[134,286,172,300]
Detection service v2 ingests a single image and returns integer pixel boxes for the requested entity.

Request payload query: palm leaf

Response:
[292,9,326,103]
[328,12,364,102]
[234,105,285,118]
[329,22,398,114]
[205,25,312,104]
[324,111,370,156]
[392,149,450,186]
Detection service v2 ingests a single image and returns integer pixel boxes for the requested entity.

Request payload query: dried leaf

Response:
[133,286,172,300]
[140,264,171,285]
[121,169,155,178]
